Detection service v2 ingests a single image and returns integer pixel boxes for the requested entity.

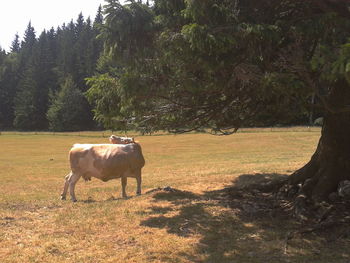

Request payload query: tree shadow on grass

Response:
[141,173,350,263]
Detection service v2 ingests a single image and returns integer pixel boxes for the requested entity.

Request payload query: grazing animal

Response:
[109,135,135,144]
[61,142,145,202]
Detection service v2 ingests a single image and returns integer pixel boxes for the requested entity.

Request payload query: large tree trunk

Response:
[288,79,350,202]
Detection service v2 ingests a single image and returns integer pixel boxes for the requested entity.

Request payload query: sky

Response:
[0,0,107,52]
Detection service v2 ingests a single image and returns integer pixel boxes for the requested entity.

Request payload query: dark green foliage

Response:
[13,67,39,130]
[86,73,124,130]
[88,0,350,133]
[101,0,155,66]
[0,51,19,129]
[10,34,20,53]
[47,76,94,131]
[0,7,103,131]
[2,1,349,133]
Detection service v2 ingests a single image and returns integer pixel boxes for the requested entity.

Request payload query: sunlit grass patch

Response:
[1,129,349,262]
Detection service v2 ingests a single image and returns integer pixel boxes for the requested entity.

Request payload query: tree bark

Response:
[288,79,350,202]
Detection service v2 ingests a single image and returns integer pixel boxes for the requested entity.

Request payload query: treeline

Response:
[1,1,328,133]
[0,7,103,131]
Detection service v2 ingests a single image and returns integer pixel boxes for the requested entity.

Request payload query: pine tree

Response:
[10,34,20,53]
[13,66,39,130]
[93,5,104,69]
[13,22,39,130]
[0,50,20,129]
[94,5,104,26]
[97,0,350,205]
[57,20,75,78]
[21,22,36,53]
[47,76,94,131]
[32,30,59,129]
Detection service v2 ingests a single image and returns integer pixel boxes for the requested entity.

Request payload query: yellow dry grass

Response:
[0,129,349,262]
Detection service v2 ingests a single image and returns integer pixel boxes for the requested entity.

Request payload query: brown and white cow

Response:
[61,142,145,202]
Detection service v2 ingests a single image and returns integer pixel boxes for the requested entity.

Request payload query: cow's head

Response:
[109,135,135,144]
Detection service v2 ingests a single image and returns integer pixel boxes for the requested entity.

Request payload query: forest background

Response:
[0,1,323,132]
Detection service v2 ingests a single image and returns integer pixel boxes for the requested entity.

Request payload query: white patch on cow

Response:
[78,151,102,178]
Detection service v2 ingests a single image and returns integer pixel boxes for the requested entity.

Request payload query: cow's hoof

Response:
[136,192,141,196]
[71,199,77,203]
[61,196,66,200]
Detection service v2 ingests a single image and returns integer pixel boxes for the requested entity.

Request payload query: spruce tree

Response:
[13,66,39,130]
[47,76,94,131]
[0,49,20,129]
[96,0,350,206]
[94,5,104,26]
[93,5,104,69]
[13,22,39,130]
[10,34,21,53]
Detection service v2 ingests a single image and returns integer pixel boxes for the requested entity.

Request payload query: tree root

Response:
[284,217,350,254]
[281,151,349,212]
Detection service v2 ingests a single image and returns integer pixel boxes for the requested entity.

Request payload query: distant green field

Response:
[1,129,348,263]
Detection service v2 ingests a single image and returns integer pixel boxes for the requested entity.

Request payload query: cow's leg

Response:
[135,169,142,195]
[61,172,72,200]
[68,173,81,202]
[121,176,128,198]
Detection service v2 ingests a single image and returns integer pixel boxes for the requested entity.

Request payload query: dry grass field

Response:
[1,128,349,263]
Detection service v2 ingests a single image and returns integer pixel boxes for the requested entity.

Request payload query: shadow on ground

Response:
[141,173,350,263]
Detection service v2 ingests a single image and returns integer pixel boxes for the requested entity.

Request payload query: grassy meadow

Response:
[1,128,349,262]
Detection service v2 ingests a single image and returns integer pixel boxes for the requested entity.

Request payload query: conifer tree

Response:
[93,5,104,71]
[20,22,36,55]
[0,47,20,129]
[95,0,350,206]
[47,76,94,131]
[10,34,21,53]
[94,5,104,26]
[13,66,39,130]
[13,22,39,130]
